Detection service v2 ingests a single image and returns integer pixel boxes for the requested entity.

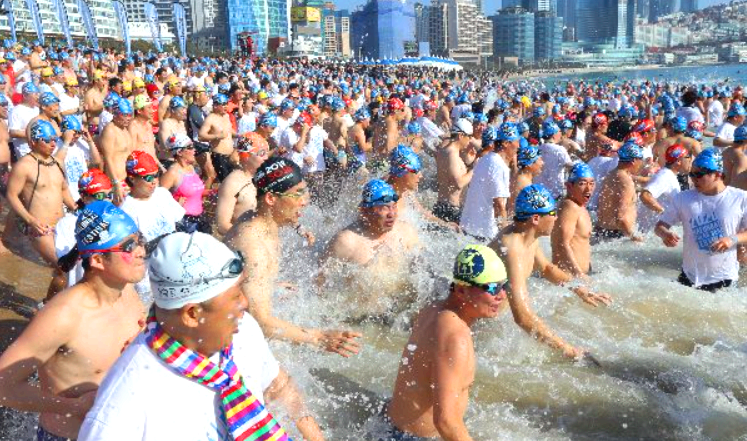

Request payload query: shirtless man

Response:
[29,42,47,77]
[723,125,747,190]
[157,78,182,122]
[0,201,146,440]
[436,95,454,131]
[224,157,361,357]
[199,93,236,182]
[323,98,348,155]
[583,113,617,162]
[552,163,596,277]
[434,119,475,224]
[490,184,609,361]
[510,141,543,212]
[385,245,507,441]
[652,116,699,166]
[84,70,107,136]
[158,96,188,164]
[0,95,9,238]
[347,107,373,173]
[371,97,406,165]
[128,95,158,166]
[596,142,645,242]
[215,132,269,235]
[5,120,75,266]
[318,179,420,320]
[99,98,134,204]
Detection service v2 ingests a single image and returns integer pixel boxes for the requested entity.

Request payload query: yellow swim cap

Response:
[41,67,54,77]
[133,94,151,109]
[123,81,132,92]
[521,96,532,108]
[453,245,507,285]
[133,78,145,88]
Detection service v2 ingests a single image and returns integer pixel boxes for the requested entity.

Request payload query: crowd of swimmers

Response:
[0,39,744,440]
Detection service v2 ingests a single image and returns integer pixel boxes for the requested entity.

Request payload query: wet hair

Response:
[682,90,698,107]
[109,78,122,89]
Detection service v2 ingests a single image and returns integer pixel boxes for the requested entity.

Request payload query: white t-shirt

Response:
[418,116,445,152]
[8,104,39,157]
[638,167,681,233]
[305,126,328,174]
[715,121,736,143]
[279,127,303,168]
[98,110,113,134]
[59,92,81,118]
[708,100,725,128]
[676,106,704,126]
[54,212,84,288]
[460,152,510,239]
[63,139,93,201]
[660,186,747,287]
[237,112,257,135]
[535,142,573,198]
[588,156,618,212]
[13,60,30,83]
[78,316,280,441]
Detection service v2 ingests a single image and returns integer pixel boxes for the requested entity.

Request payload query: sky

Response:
[334,0,730,17]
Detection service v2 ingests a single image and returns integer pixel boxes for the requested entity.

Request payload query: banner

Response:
[25,0,44,45]
[2,0,17,42]
[112,0,131,55]
[144,2,163,52]
[77,0,99,50]
[52,0,73,47]
[172,3,187,56]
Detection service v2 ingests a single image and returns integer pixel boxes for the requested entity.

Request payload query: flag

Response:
[112,0,131,55]
[77,0,99,50]
[172,3,187,57]
[52,0,73,47]
[2,0,16,43]
[144,2,163,52]
[25,0,44,45]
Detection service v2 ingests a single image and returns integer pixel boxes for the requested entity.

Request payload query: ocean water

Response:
[1,64,746,441]
[540,63,747,87]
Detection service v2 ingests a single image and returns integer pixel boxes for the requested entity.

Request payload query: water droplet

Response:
[407,344,417,352]
[622,423,628,429]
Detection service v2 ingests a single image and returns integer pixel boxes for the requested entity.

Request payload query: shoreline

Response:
[503,62,731,81]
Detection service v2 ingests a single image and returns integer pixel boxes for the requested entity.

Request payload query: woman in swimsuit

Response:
[160,133,210,234]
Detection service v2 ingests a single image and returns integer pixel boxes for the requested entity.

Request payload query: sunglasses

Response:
[689,170,714,179]
[91,191,113,201]
[240,149,267,157]
[138,173,160,183]
[83,232,146,255]
[468,279,509,296]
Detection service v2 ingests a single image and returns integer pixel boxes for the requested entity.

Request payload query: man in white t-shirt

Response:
[639,144,692,233]
[535,120,574,199]
[655,148,747,292]
[460,122,519,240]
[418,101,446,152]
[707,93,728,128]
[8,82,40,158]
[58,78,83,120]
[78,232,326,441]
[713,102,746,149]
[675,90,705,126]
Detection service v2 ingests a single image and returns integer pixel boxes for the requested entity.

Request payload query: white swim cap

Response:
[149,232,244,309]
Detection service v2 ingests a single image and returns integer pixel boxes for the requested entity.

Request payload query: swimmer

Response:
[490,184,605,360]
[655,149,747,292]
[0,94,10,254]
[0,202,146,440]
[215,132,269,235]
[157,96,188,164]
[157,78,183,122]
[385,245,508,441]
[723,125,747,190]
[639,144,692,233]
[318,179,420,320]
[434,119,475,224]
[510,140,544,212]
[78,232,325,441]
[595,141,645,242]
[583,113,617,162]
[128,95,157,166]
[713,102,746,148]
[387,145,458,231]
[5,120,76,266]
[83,70,106,134]
[200,93,238,182]
[536,120,574,199]
[225,157,361,357]
[100,98,135,204]
[653,116,699,166]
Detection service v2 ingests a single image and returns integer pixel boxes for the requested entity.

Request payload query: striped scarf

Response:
[145,314,291,441]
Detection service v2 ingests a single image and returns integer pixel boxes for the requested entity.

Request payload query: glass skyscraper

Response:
[351,0,415,60]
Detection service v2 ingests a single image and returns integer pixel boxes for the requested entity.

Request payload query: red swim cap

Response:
[126,150,159,176]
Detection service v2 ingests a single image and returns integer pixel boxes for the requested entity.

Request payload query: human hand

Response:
[711,236,735,253]
[297,227,315,246]
[318,330,362,357]
[303,156,315,165]
[113,185,127,206]
[572,286,612,307]
[29,218,51,236]
[660,230,680,247]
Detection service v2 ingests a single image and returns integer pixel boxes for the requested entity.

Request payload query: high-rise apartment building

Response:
[491,6,535,64]
[503,0,555,11]
[414,2,449,56]
[680,0,697,13]
[534,10,562,60]
[576,0,635,48]
[350,0,416,59]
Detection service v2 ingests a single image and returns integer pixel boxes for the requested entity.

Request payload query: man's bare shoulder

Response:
[434,309,471,341]
[327,227,363,260]
[559,198,581,217]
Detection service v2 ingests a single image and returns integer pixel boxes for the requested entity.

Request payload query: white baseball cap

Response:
[452,118,474,136]
[149,232,243,309]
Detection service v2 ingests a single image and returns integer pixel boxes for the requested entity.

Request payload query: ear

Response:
[87,253,107,271]
[262,192,278,207]
[181,303,203,328]
[531,214,542,226]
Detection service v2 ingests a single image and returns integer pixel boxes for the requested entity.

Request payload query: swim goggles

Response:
[471,279,509,296]
[138,173,160,183]
[91,191,113,201]
[689,170,715,179]
[82,232,146,255]
[197,251,245,285]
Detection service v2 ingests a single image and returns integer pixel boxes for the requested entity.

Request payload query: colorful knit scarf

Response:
[145,314,291,441]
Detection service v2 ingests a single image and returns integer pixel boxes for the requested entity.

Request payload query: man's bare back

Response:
[551,198,593,275]
[597,169,637,233]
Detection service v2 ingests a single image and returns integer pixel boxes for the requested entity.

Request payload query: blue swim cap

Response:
[499,122,520,142]
[53,66,64,76]
[218,83,230,93]
[360,179,398,208]
[618,141,644,162]
[4,52,15,61]
[169,96,186,109]
[259,112,278,127]
[389,145,422,177]
[482,126,498,147]
[144,74,154,83]
[22,82,40,94]
[515,184,557,221]
[331,97,345,111]
[542,121,560,138]
[517,143,540,168]
[29,119,57,142]
[567,162,595,183]
[618,105,635,119]
[75,201,139,255]
[457,93,469,104]
[693,148,723,172]
[533,107,545,117]
[559,119,573,130]
[584,97,597,107]
[354,107,371,121]
[727,103,746,118]
[61,115,82,132]
[280,99,295,111]
[461,111,475,121]
[39,92,60,107]
[0,74,7,86]
[406,121,421,135]
[474,113,488,124]
[103,92,121,108]
[21,47,31,56]
[734,125,747,142]
[213,93,229,105]
[113,98,133,115]
[518,122,530,133]
[670,116,687,132]
[686,129,703,141]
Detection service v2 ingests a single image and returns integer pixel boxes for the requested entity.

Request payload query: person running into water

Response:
[434,119,475,224]
[510,140,544,212]
[595,141,645,242]
[78,232,325,441]
[380,245,509,441]
[490,184,610,361]
[639,144,692,233]
[655,148,747,292]
[5,119,76,265]
[225,157,361,356]
[318,179,420,321]
[0,201,146,440]
[723,125,747,190]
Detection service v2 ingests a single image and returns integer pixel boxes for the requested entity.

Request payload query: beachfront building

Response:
[535,10,562,62]
[415,2,449,56]
[350,0,416,60]
[0,0,121,42]
[491,6,535,65]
